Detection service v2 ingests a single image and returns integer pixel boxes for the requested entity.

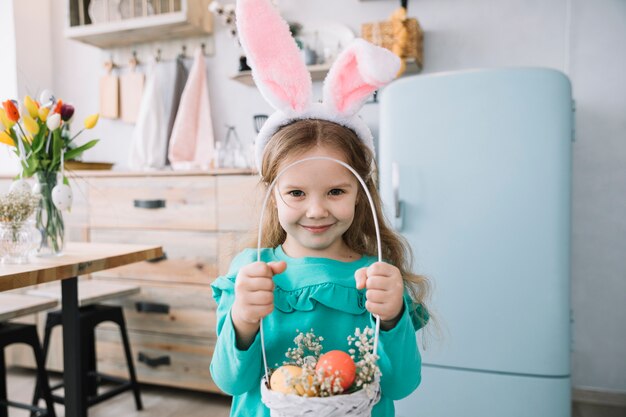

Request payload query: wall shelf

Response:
[230,58,422,87]
[66,0,212,49]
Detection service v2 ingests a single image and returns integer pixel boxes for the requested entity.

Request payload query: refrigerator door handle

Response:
[392,162,405,231]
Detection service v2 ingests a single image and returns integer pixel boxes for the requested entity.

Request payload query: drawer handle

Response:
[135,301,170,315]
[133,199,166,209]
[146,252,168,263]
[138,352,171,368]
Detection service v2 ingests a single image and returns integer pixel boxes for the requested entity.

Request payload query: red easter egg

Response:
[315,350,356,390]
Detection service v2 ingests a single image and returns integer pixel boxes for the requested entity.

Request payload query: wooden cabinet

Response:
[85,171,259,393]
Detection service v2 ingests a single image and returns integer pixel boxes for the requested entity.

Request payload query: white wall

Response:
[569,0,626,391]
[0,0,19,173]
[6,0,626,393]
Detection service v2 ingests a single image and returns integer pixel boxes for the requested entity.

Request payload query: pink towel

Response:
[168,48,215,170]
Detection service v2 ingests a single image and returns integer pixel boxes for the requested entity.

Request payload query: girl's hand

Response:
[231,261,287,348]
[355,262,405,329]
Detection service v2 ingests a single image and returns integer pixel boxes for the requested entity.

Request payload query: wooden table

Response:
[0,242,163,417]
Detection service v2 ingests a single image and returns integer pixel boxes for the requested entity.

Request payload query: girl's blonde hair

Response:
[254,119,431,322]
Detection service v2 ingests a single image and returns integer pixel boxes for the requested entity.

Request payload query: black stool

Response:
[0,293,58,417]
[33,304,142,411]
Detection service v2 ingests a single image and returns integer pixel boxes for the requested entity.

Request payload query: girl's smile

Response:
[299,223,335,233]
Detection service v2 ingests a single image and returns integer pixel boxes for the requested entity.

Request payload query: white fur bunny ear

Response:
[236,0,312,114]
[323,39,401,117]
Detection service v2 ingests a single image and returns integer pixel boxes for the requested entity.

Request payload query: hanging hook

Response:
[155,48,162,62]
[129,50,139,69]
[201,43,206,56]
[181,44,187,58]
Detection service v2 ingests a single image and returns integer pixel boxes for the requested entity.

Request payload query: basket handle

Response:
[256,156,383,384]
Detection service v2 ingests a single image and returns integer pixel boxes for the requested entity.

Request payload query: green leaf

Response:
[51,129,62,171]
[64,139,99,161]
[23,159,39,176]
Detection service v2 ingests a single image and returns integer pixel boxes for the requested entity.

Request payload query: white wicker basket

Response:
[260,376,381,417]
[255,157,384,417]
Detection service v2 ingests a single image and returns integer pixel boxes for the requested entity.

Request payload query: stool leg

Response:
[118,317,142,410]
[81,320,98,398]
[31,316,55,411]
[0,348,7,417]
[28,332,57,417]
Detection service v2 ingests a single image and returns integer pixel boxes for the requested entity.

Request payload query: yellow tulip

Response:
[24,95,39,118]
[0,108,14,129]
[0,130,14,147]
[38,106,50,122]
[23,114,40,135]
[84,113,99,129]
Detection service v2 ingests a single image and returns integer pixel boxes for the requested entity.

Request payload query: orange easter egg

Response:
[315,350,356,390]
[270,365,316,396]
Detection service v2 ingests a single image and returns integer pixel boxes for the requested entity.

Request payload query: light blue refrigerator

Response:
[378,68,572,416]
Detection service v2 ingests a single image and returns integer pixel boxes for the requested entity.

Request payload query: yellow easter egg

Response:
[270,365,316,397]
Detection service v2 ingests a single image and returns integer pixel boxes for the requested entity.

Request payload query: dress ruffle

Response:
[211,275,429,330]
[211,276,366,315]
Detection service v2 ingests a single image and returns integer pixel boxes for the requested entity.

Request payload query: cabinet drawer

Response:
[97,279,216,338]
[95,328,221,393]
[88,176,216,231]
[91,229,218,285]
[217,175,261,232]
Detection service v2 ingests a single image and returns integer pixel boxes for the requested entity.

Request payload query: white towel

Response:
[167,48,215,170]
[128,60,168,170]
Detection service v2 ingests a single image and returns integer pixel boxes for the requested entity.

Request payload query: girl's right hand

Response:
[231,261,287,329]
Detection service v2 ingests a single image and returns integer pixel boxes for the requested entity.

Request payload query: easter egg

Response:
[31,182,42,195]
[315,350,356,391]
[51,184,73,210]
[269,365,316,397]
[9,179,32,194]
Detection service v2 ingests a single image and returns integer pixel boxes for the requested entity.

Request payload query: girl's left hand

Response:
[355,262,404,326]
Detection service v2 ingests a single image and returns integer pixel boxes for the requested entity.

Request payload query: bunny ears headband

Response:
[236,0,402,173]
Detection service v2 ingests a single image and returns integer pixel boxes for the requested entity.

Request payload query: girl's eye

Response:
[288,190,305,198]
[328,189,345,196]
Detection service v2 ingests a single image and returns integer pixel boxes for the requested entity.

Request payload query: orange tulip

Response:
[54,99,63,114]
[2,100,19,122]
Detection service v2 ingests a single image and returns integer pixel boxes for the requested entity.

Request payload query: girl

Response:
[211,1,430,415]
[211,119,430,417]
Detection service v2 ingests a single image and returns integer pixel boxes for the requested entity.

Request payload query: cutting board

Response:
[99,65,119,119]
[120,71,144,123]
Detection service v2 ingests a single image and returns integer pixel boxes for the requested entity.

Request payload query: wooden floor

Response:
[5,368,232,417]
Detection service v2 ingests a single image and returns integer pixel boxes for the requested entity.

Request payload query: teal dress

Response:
[210,246,428,417]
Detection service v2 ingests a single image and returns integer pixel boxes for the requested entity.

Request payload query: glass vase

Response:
[35,171,65,256]
[0,219,40,264]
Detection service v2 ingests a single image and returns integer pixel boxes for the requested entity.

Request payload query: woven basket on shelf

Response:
[255,157,384,417]
[361,18,423,68]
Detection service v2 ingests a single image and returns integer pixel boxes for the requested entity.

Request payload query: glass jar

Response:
[0,219,40,264]
[34,171,65,256]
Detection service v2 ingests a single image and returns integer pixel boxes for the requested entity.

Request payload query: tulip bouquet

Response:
[0,92,99,177]
[0,90,99,255]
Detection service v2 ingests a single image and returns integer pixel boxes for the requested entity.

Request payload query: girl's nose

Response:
[306,198,328,218]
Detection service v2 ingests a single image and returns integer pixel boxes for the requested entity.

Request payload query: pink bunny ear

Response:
[236,0,312,114]
[323,39,401,117]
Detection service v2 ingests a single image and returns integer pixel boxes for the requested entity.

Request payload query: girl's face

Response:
[274,145,359,260]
